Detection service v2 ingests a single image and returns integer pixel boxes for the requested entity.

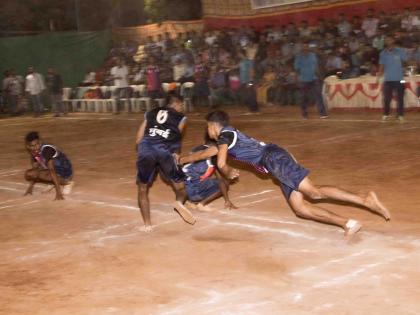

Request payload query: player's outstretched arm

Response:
[179,146,219,164]
[47,160,64,200]
[217,144,239,180]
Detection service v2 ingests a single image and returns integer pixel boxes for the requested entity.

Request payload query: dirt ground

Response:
[1,106,420,315]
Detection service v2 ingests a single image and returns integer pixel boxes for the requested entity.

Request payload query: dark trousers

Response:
[383,81,405,116]
[299,81,327,117]
[240,84,259,112]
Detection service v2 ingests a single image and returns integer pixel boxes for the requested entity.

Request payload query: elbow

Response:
[217,161,226,170]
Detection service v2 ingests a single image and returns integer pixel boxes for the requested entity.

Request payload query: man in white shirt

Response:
[110,59,130,113]
[361,9,379,38]
[25,66,45,117]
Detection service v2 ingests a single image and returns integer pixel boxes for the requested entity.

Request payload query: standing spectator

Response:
[110,59,130,113]
[378,36,407,122]
[294,43,328,119]
[401,8,417,31]
[3,69,23,116]
[299,20,312,38]
[193,54,210,106]
[25,66,45,117]
[361,9,379,38]
[145,57,161,99]
[337,14,352,38]
[46,68,64,117]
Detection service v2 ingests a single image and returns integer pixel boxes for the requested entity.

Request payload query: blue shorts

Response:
[54,157,73,179]
[262,144,309,200]
[186,178,220,202]
[137,143,184,184]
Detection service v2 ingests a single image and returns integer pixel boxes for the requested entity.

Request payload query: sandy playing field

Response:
[1,107,419,315]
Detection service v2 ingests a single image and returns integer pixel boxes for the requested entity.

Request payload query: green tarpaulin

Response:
[0,30,111,87]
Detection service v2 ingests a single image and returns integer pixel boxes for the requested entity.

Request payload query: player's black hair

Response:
[205,110,230,127]
[166,91,183,107]
[25,131,39,143]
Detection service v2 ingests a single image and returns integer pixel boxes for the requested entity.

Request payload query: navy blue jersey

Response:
[217,126,268,172]
[182,145,215,183]
[141,107,186,153]
[32,144,73,178]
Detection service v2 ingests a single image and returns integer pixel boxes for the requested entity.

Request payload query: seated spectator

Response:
[325,51,344,76]
[299,20,312,37]
[209,65,227,107]
[82,70,96,86]
[173,58,187,82]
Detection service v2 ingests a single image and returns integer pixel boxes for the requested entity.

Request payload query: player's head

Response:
[25,131,41,153]
[205,110,229,140]
[166,91,184,112]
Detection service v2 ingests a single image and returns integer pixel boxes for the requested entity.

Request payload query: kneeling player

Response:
[180,141,236,211]
[24,131,73,200]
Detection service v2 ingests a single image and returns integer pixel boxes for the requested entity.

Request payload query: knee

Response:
[25,169,38,181]
[304,187,324,200]
[292,203,313,219]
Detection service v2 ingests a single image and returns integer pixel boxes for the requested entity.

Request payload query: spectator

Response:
[256,65,276,106]
[82,69,96,86]
[46,68,65,117]
[294,43,328,119]
[145,57,161,99]
[25,66,45,117]
[3,69,23,116]
[378,35,407,122]
[110,59,130,113]
[362,9,379,38]
[337,14,352,37]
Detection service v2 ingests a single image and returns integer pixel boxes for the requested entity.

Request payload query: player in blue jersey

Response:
[24,131,73,200]
[180,139,236,211]
[135,92,195,231]
[185,111,391,237]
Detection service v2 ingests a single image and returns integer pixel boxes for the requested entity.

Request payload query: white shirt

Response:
[362,18,379,38]
[25,73,45,95]
[111,65,129,88]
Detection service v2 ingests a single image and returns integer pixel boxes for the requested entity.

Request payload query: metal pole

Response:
[75,0,81,31]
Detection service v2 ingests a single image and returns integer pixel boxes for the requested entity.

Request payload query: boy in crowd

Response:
[135,92,194,231]
[24,131,73,200]
[183,110,391,237]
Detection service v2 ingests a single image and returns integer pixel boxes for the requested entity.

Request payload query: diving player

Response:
[24,131,73,200]
[186,110,391,237]
[135,92,195,231]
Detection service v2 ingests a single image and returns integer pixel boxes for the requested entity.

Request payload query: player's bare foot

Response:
[173,201,196,225]
[62,181,75,195]
[344,219,362,237]
[185,200,198,211]
[365,191,391,220]
[196,203,214,212]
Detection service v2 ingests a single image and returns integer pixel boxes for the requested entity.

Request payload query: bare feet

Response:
[173,201,196,225]
[139,225,153,233]
[196,203,214,212]
[184,201,198,211]
[62,181,75,195]
[344,219,362,237]
[365,192,391,221]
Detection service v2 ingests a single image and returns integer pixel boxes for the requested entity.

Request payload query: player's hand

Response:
[227,168,240,180]
[224,200,238,210]
[54,192,64,200]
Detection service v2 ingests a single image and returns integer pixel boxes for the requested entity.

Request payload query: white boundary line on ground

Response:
[0,199,40,210]
[233,189,275,199]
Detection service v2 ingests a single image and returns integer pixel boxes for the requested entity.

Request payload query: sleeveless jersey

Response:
[141,107,186,153]
[217,126,268,173]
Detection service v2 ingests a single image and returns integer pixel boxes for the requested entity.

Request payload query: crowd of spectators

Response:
[83,6,419,109]
[1,7,419,116]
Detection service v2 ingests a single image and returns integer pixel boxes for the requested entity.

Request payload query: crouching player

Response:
[24,131,73,200]
[201,111,391,237]
[180,140,237,211]
[135,92,195,231]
